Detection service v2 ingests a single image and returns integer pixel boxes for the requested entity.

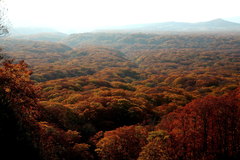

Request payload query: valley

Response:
[1,25,240,160]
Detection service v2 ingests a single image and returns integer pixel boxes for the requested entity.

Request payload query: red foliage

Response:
[159,88,240,160]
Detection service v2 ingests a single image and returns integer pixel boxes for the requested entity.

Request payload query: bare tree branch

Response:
[0,0,8,36]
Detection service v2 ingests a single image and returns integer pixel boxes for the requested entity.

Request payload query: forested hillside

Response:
[1,32,240,160]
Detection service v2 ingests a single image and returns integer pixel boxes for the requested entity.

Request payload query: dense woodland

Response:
[0,32,240,160]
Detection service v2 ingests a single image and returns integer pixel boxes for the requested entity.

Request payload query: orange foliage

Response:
[96,125,148,160]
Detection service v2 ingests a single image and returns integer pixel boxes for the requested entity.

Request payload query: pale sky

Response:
[5,0,240,32]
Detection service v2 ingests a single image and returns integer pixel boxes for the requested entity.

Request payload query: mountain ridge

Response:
[95,18,240,33]
[8,18,240,40]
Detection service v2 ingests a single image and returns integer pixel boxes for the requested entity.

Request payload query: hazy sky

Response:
[6,0,240,32]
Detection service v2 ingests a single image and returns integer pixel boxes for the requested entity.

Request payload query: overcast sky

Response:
[6,0,240,32]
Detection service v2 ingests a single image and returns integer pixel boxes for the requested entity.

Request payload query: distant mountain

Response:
[10,27,59,35]
[96,19,240,33]
[11,32,68,42]
[224,17,240,24]
[195,19,240,30]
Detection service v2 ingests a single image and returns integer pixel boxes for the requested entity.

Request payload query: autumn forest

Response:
[1,18,240,160]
